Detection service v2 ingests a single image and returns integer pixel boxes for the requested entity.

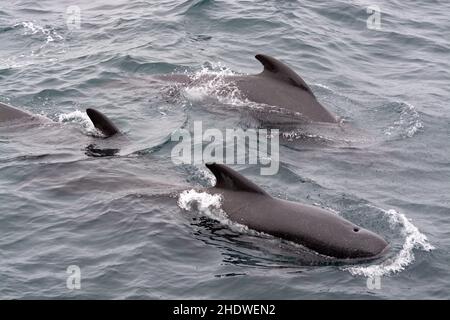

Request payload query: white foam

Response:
[344,207,434,277]
[384,102,423,138]
[281,129,335,143]
[178,189,222,212]
[177,189,252,234]
[181,64,246,106]
[1,22,64,70]
[57,110,98,135]
[197,168,216,186]
[192,62,237,78]
[18,21,63,44]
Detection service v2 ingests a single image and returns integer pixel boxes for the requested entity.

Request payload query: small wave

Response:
[16,21,63,44]
[384,102,423,138]
[0,21,65,70]
[57,110,98,136]
[0,54,36,70]
[314,83,333,91]
[181,0,214,15]
[344,207,434,277]
[177,189,253,234]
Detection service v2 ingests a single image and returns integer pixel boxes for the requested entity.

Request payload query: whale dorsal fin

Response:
[206,163,269,196]
[255,54,316,97]
[86,108,120,138]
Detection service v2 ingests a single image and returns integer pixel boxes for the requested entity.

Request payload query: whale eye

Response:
[353,228,360,232]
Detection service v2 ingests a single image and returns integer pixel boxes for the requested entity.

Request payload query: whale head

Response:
[275,199,389,260]
[343,224,389,259]
[323,221,389,260]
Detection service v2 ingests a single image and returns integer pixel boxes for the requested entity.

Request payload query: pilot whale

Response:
[201,163,388,260]
[157,54,338,123]
[0,101,119,138]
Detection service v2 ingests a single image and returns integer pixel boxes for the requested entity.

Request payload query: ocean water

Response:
[0,0,449,299]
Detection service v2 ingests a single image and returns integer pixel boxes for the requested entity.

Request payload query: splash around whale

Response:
[182,163,389,260]
[157,54,339,124]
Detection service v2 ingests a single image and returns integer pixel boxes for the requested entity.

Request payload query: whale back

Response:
[0,102,34,122]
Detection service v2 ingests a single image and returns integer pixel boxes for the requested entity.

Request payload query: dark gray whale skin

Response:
[157,54,338,123]
[204,163,389,260]
[86,108,120,137]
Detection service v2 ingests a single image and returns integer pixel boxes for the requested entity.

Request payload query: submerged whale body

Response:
[157,54,338,123]
[0,101,43,123]
[202,163,388,260]
[0,102,119,138]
